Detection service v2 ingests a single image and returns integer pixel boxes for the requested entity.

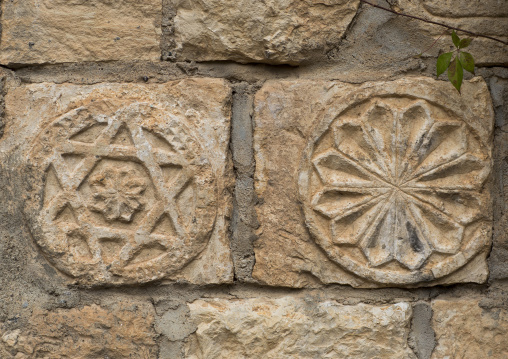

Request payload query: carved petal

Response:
[313,149,384,188]
[409,189,486,225]
[405,197,463,254]
[362,103,397,180]
[312,187,388,219]
[396,103,434,183]
[405,121,467,183]
[331,194,390,245]
[406,154,490,190]
[360,196,396,267]
[332,122,386,178]
[394,198,432,270]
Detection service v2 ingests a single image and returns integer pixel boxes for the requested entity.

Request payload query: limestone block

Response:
[392,0,508,66]
[0,302,157,359]
[253,77,494,287]
[171,0,360,64]
[185,298,416,359]
[431,299,508,358]
[0,0,162,65]
[1,79,233,285]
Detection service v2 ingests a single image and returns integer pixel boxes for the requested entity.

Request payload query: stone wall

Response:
[0,1,507,358]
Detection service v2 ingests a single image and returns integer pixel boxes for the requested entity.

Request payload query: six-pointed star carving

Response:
[46,108,191,263]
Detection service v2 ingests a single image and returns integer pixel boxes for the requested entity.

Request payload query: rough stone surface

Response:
[155,304,195,341]
[392,0,508,66]
[230,84,258,281]
[431,298,508,359]
[170,0,360,64]
[185,297,416,358]
[253,77,493,287]
[0,301,157,358]
[0,0,162,65]
[1,79,233,285]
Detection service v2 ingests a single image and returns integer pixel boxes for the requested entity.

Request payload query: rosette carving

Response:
[299,97,491,284]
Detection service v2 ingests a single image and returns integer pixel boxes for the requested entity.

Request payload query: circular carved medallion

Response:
[25,100,217,284]
[299,96,491,284]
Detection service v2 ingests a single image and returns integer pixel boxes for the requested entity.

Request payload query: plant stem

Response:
[359,0,508,46]
[414,31,447,58]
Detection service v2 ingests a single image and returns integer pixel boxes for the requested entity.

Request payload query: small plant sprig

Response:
[436,31,475,93]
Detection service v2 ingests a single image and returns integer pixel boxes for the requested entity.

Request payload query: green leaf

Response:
[452,30,460,48]
[459,52,475,74]
[448,57,464,93]
[437,52,453,77]
[459,38,472,49]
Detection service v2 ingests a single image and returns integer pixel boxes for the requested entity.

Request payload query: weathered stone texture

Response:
[392,0,508,66]
[408,302,435,359]
[489,76,508,280]
[1,79,233,285]
[185,298,416,358]
[170,0,360,64]
[0,0,162,65]
[230,85,258,281]
[431,299,508,359]
[0,301,157,358]
[253,77,493,287]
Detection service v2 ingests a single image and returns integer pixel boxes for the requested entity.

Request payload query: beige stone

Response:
[253,77,493,287]
[431,298,508,359]
[392,0,508,66]
[0,0,162,65]
[0,302,157,359]
[171,0,360,65]
[185,297,416,358]
[2,79,233,285]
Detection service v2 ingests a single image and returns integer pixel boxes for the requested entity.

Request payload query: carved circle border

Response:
[24,99,218,284]
[298,82,492,285]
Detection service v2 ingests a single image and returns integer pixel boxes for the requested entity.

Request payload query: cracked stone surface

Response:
[253,77,494,287]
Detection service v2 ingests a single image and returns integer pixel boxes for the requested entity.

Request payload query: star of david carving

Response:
[30,102,217,282]
[45,116,193,259]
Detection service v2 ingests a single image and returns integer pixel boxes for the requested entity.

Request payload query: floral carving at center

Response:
[299,96,491,284]
[89,166,148,222]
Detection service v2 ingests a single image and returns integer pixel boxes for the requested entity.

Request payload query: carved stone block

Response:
[253,77,494,287]
[0,0,162,65]
[3,79,233,285]
[171,0,360,64]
